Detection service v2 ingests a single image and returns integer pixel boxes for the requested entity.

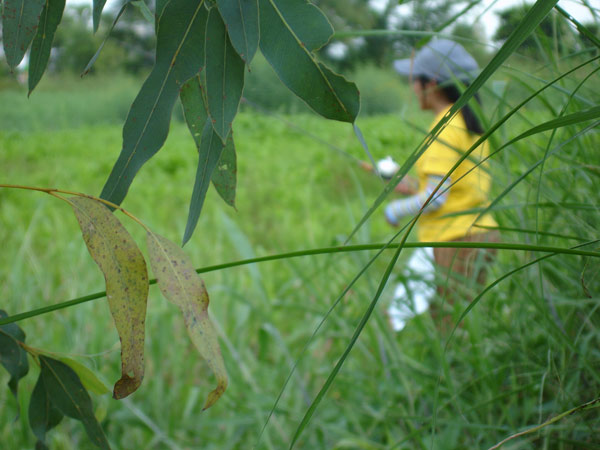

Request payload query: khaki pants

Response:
[433,230,500,302]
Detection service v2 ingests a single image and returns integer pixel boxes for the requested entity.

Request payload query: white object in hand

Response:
[376,156,400,179]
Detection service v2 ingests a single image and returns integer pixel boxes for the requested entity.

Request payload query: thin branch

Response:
[0,241,599,326]
[488,397,600,449]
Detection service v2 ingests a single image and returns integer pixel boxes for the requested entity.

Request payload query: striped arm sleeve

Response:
[384,176,451,225]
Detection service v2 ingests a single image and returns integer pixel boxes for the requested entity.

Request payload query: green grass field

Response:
[1,63,600,450]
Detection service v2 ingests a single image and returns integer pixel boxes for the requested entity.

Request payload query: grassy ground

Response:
[1,67,600,449]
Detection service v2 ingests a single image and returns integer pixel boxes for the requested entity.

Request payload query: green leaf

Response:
[555,6,600,49]
[146,232,228,410]
[29,373,64,450]
[100,0,208,207]
[58,357,111,396]
[40,356,110,449]
[155,0,169,21]
[28,0,65,95]
[0,310,29,402]
[1,0,45,68]
[211,135,237,208]
[92,0,107,32]
[258,0,359,123]
[215,0,259,63]
[131,0,153,23]
[82,1,130,77]
[180,76,228,244]
[181,75,236,237]
[183,119,226,245]
[181,75,209,141]
[70,197,148,399]
[204,7,245,143]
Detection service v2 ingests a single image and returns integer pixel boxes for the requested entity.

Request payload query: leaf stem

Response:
[0,241,598,326]
[0,184,151,231]
[488,397,600,449]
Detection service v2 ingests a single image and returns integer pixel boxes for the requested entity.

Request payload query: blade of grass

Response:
[288,234,408,449]
[1,241,600,327]
[488,396,600,450]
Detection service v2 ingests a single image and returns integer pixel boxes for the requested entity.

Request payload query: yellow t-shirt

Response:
[416,106,498,242]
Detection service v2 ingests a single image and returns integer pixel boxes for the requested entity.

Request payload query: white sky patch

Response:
[382,0,596,40]
[68,0,598,42]
[327,41,348,59]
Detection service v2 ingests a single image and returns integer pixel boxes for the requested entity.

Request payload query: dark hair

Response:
[417,76,484,135]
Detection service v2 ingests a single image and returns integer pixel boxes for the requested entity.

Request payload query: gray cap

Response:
[393,39,479,82]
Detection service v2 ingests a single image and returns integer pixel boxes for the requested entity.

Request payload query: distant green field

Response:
[1,68,600,449]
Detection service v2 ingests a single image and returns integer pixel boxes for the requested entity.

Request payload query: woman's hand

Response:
[394,176,418,195]
[359,161,374,172]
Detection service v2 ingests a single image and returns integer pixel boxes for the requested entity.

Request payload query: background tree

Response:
[493,3,576,56]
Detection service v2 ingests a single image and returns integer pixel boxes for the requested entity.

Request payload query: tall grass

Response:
[1,2,600,449]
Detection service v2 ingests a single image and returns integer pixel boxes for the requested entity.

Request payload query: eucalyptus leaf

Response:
[258,0,359,123]
[155,0,169,26]
[82,1,131,77]
[146,232,228,410]
[215,0,259,64]
[29,373,63,450]
[40,356,110,449]
[1,0,45,68]
[204,7,245,143]
[92,0,107,32]
[0,310,29,403]
[181,76,235,240]
[70,197,148,399]
[131,0,153,23]
[211,135,237,208]
[28,0,65,95]
[183,119,226,245]
[100,0,208,207]
[181,76,209,140]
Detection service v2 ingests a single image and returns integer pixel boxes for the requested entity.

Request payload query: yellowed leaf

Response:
[146,231,227,410]
[70,197,148,399]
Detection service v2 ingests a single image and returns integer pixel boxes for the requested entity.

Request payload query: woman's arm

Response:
[394,175,419,195]
[384,175,451,226]
[360,159,418,195]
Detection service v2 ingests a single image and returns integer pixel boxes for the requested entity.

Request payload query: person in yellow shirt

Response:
[383,39,499,327]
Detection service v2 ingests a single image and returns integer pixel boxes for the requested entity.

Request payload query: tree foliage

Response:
[493,3,575,55]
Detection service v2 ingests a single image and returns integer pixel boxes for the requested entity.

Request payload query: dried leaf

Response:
[146,231,228,409]
[70,197,148,399]
[40,356,110,449]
